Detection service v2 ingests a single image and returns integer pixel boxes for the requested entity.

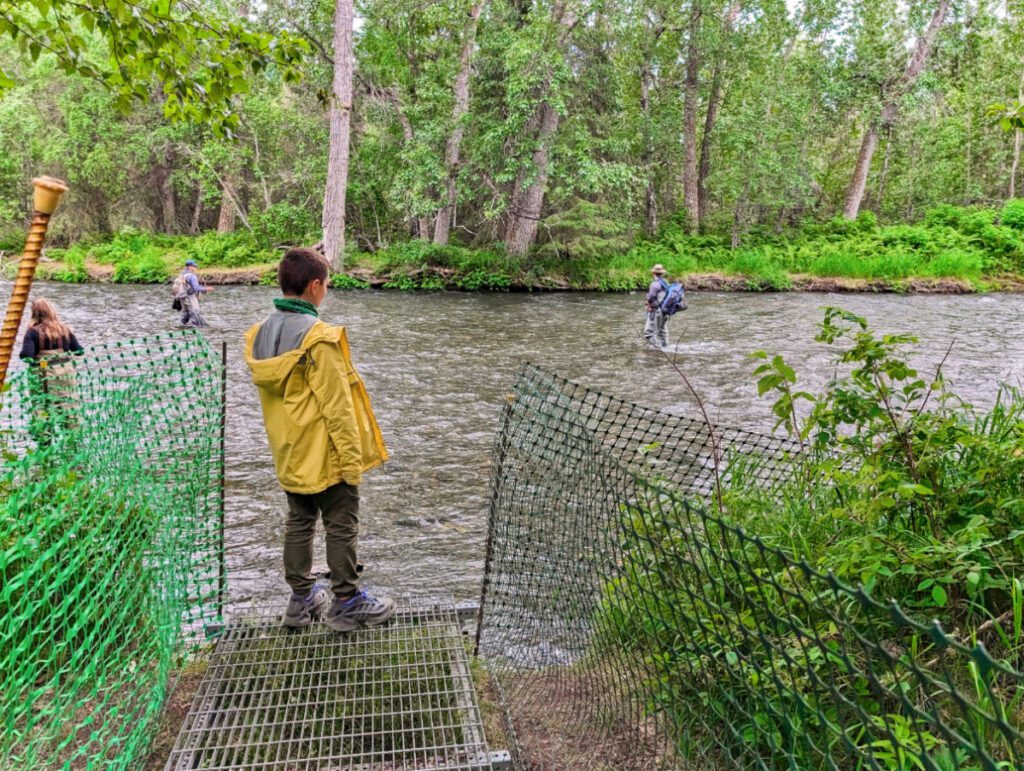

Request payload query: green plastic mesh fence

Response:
[0,330,224,770]
[477,364,1024,771]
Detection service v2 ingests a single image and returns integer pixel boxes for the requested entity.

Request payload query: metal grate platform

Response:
[165,595,492,770]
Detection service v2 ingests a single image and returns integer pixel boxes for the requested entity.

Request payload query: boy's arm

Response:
[307,340,364,486]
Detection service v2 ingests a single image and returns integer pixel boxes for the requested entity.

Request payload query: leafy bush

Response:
[251,203,319,249]
[184,231,249,265]
[329,273,371,290]
[112,252,169,283]
[89,228,155,265]
[1001,199,1024,231]
[602,309,1024,767]
[49,248,88,283]
[535,198,631,260]
[453,269,511,291]
[0,229,22,252]
[174,230,275,267]
[746,308,1024,617]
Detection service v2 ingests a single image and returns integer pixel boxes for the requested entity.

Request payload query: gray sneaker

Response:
[282,586,331,628]
[324,589,396,633]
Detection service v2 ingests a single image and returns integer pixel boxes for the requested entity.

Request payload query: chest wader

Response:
[30,347,79,447]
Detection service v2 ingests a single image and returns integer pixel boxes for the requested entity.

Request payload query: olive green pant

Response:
[283,481,359,598]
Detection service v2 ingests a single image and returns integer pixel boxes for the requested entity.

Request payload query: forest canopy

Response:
[0,0,1021,268]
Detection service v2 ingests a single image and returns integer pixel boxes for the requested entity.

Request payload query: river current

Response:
[8,283,1023,609]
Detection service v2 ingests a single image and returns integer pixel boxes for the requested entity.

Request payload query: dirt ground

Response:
[483,668,680,771]
[142,666,207,771]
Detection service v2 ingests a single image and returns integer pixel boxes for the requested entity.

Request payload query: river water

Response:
[7,283,1023,609]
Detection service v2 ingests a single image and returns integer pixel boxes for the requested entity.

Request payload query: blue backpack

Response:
[658,278,687,316]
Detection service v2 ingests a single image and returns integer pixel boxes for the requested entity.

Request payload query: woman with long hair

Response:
[19,298,83,362]
[19,298,84,442]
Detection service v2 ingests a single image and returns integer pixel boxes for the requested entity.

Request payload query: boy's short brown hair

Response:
[279,247,329,296]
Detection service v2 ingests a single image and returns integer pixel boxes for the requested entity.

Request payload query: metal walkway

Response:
[165,595,495,770]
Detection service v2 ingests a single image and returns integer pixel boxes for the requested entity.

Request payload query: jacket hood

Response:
[244,320,339,396]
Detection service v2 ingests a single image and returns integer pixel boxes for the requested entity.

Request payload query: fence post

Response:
[218,340,227,619]
[474,397,514,657]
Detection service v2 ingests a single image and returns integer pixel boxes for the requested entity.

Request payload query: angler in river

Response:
[643,264,686,350]
[173,259,215,328]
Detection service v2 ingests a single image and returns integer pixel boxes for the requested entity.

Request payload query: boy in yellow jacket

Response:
[245,247,394,632]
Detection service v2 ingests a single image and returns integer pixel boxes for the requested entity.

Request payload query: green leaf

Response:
[966,572,980,592]
[931,585,947,606]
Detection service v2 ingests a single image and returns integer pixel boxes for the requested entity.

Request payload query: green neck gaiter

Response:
[274,298,319,318]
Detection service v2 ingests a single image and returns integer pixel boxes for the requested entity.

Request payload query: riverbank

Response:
[6,254,1024,293]
[3,201,1023,292]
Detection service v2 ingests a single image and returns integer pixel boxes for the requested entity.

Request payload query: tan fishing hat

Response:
[650,264,666,275]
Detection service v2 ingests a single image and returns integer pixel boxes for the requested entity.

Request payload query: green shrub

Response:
[454,269,511,291]
[854,210,878,231]
[50,248,88,283]
[223,243,275,267]
[0,229,22,252]
[382,274,418,290]
[329,273,371,290]
[810,249,919,279]
[251,203,319,249]
[1001,199,1024,231]
[620,243,699,275]
[372,240,485,271]
[535,198,631,260]
[184,230,254,265]
[878,224,932,250]
[925,203,969,229]
[89,228,154,265]
[602,309,1024,767]
[112,252,169,283]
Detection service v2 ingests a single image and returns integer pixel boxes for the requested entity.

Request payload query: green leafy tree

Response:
[0,0,307,133]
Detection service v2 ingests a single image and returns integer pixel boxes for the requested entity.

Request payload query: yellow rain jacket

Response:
[244,320,387,493]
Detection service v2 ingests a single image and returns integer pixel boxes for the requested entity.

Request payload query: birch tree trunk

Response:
[697,1,741,230]
[189,184,203,235]
[640,60,658,236]
[393,107,432,240]
[843,0,950,220]
[1012,127,1022,200]
[1011,70,1024,199]
[433,0,485,246]
[216,179,237,233]
[504,3,576,257]
[681,0,702,234]
[874,127,893,212]
[505,101,559,256]
[215,0,249,237]
[322,0,355,270]
[155,151,178,234]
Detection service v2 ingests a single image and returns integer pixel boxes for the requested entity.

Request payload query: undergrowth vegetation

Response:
[11,200,1024,290]
[603,308,1024,768]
